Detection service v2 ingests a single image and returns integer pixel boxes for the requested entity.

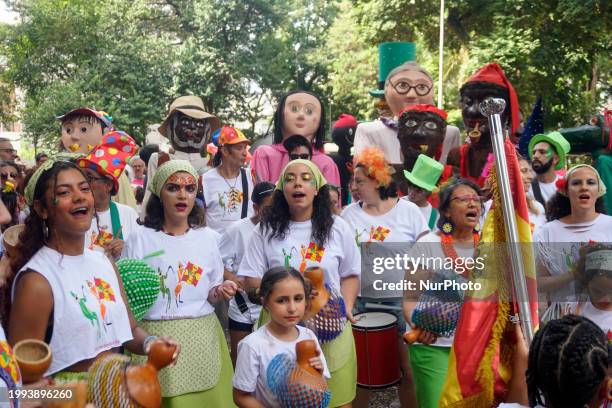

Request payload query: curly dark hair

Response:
[436,178,483,231]
[261,185,333,247]
[526,314,611,408]
[140,194,205,231]
[272,90,325,150]
[546,192,607,221]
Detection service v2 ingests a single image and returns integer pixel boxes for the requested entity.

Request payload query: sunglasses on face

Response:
[289,153,310,160]
[0,173,17,180]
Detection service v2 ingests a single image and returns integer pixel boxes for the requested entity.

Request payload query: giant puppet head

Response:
[331,114,358,157]
[384,62,435,118]
[158,95,221,154]
[460,62,519,145]
[58,108,113,154]
[397,104,448,171]
[273,91,325,151]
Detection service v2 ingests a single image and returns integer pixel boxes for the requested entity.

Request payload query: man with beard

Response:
[141,95,220,217]
[397,104,453,195]
[528,131,571,207]
[447,62,520,188]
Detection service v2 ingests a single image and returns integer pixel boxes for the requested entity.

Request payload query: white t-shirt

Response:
[233,324,330,408]
[85,202,139,253]
[12,247,133,375]
[238,216,360,294]
[406,231,476,347]
[534,214,612,301]
[202,167,254,232]
[341,200,429,298]
[219,218,262,324]
[123,226,224,320]
[529,174,561,205]
[569,301,612,337]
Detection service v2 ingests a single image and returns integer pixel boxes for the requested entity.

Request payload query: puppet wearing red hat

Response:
[447,62,520,187]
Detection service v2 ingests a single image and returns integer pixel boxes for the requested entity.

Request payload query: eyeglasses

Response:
[388,79,432,96]
[0,149,17,154]
[86,175,107,183]
[0,173,17,180]
[289,153,310,160]
[451,195,484,204]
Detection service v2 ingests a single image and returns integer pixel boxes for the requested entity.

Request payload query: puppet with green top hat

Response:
[404,154,444,230]
[354,42,461,176]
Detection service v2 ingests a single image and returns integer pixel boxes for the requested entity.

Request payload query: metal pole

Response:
[437,0,445,109]
[479,97,534,343]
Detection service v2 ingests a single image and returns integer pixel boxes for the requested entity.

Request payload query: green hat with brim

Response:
[369,42,416,98]
[528,131,571,170]
[403,154,444,192]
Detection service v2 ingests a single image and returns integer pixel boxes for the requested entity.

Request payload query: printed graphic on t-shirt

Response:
[70,278,117,338]
[354,225,391,246]
[218,187,244,216]
[282,242,326,273]
[158,261,204,311]
[89,229,113,250]
[0,341,20,387]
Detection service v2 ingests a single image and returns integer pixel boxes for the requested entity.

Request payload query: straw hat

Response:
[158,96,221,138]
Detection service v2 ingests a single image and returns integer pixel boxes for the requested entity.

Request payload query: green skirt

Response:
[138,315,236,408]
[408,345,450,408]
[325,324,357,407]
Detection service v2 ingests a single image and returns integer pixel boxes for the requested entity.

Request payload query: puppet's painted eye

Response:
[424,121,438,130]
[405,120,417,128]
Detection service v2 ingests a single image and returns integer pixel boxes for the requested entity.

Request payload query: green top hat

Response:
[369,42,416,98]
[403,154,444,192]
[528,131,571,170]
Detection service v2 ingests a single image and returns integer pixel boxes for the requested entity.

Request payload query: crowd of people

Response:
[0,44,609,408]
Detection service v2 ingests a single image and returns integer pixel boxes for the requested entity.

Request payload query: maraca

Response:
[303,267,329,320]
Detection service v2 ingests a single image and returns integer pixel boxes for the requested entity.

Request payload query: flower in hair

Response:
[555,177,567,195]
[354,147,395,187]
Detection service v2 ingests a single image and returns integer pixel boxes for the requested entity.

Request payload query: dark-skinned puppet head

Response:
[460,62,519,146]
[398,104,448,172]
[158,95,221,154]
[58,108,113,154]
[331,114,357,157]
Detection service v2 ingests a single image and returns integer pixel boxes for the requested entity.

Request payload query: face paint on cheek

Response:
[546,147,554,160]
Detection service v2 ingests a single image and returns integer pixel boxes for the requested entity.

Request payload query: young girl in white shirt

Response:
[124,160,237,407]
[233,266,329,408]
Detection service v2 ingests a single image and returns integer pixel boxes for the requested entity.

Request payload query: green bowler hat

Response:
[369,42,416,98]
[403,154,444,192]
[528,131,571,170]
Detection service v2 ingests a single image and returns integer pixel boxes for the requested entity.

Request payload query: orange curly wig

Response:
[353,147,395,187]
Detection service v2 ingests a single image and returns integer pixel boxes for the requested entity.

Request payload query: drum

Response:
[352,312,400,389]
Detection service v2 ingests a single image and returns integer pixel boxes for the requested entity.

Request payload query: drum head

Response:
[353,312,397,330]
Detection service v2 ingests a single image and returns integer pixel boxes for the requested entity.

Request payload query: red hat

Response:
[333,114,358,129]
[77,131,137,194]
[399,104,448,121]
[465,62,520,135]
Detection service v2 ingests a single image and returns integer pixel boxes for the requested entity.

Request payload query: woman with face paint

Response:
[6,160,179,380]
[534,164,612,314]
[239,160,360,408]
[124,160,238,407]
[251,90,340,186]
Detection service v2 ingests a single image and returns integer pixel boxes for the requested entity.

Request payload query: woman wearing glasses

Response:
[402,179,483,408]
[354,61,460,168]
[283,134,312,161]
[251,90,340,185]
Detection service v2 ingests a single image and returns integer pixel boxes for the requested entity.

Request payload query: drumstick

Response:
[403,329,422,344]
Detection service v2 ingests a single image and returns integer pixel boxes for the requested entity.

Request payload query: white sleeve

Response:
[410,204,430,239]
[218,229,236,271]
[335,218,361,279]
[353,124,372,157]
[209,239,225,288]
[232,339,260,392]
[121,226,142,259]
[237,225,268,278]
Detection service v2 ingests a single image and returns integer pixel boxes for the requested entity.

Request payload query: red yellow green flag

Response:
[371,226,391,242]
[440,139,539,407]
[181,262,203,287]
[94,278,116,302]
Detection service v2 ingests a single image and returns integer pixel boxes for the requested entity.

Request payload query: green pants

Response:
[408,345,450,408]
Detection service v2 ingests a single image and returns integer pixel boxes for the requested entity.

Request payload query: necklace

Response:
[439,231,479,277]
[162,226,190,236]
[219,166,240,191]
